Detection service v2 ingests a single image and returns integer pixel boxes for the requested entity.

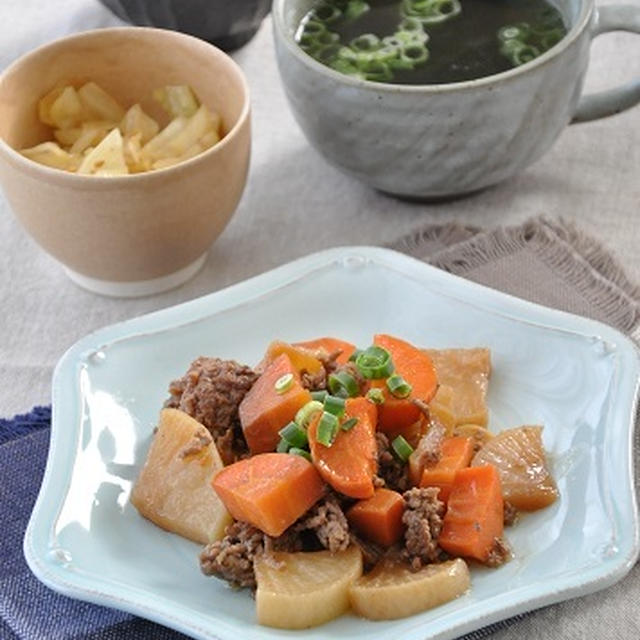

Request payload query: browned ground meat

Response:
[376,432,410,492]
[200,521,265,589]
[485,536,511,567]
[300,367,327,391]
[412,417,446,470]
[350,532,386,569]
[402,487,445,569]
[293,493,350,552]
[166,357,258,464]
[503,501,519,526]
[200,494,351,589]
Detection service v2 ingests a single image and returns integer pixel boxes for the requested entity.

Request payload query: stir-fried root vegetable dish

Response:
[131,334,558,628]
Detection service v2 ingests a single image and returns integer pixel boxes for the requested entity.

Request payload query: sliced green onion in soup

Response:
[512,45,540,66]
[350,33,381,52]
[312,2,343,24]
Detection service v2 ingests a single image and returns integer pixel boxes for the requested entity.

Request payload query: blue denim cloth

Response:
[0,408,188,639]
[0,407,529,639]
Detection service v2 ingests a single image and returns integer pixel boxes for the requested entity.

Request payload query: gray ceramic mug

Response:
[273,0,640,198]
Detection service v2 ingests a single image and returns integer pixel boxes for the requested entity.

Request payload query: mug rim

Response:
[0,26,251,186]
[273,0,594,92]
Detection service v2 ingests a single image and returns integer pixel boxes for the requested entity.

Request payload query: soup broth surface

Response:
[296,0,567,84]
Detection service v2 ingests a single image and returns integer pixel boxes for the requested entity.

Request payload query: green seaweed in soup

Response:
[295,0,567,84]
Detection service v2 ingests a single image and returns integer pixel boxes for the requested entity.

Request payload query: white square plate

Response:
[24,247,639,640]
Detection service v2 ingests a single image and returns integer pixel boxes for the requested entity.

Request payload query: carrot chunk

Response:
[293,337,356,365]
[212,453,325,537]
[239,353,311,454]
[419,437,474,503]
[308,397,377,499]
[370,334,438,434]
[346,488,405,547]
[439,465,504,563]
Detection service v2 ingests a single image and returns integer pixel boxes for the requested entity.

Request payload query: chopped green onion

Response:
[295,400,324,428]
[276,438,290,453]
[386,374,413,398]
[288,447,312,461]
[498,25,526,42]
[274,373,294,394]
[344,0,370,22]
[341,417,359,431]
[328,371,360,397]
[355,345,394,379]
[316,411,339,446]
[391,435,414,462]
[350,33,381,52]
[312,2,342,24]
[323,394,346,417]
[366,388,385,404]
[311,390,329,403]
[278,421,308,448]
[348,348,363,362]
[512,44,540,66]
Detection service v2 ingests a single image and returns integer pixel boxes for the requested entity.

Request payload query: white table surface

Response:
[0,0,639,418]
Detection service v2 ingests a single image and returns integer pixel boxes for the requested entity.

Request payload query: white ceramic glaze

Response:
[273,0,640,198]
[24,247,639,640]
[63,252,207,297]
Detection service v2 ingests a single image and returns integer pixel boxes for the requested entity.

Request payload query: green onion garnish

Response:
[295,400,324,429]
[316,411,339,447]
[276,438,290,453]
[274,373,294,394]
[348,348,363,363]
[366,388,385,404]
[328,371,360,398]
[341,417,358,431]
[386,374,413,398]
[278,421,308,448]
[311,390,329,403]
[391,435,414,462]
[355,346,395,379]
[323,394,346,417]
[288,447,312,461]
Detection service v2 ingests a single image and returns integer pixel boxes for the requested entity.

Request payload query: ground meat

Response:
[412,418,446,471]
[503,500,519,526]
[300,367,326,391]
[293,493,350,552]
[485,537,511,567]
[376,432,410,492]
[200,521,265,589]
[402,487,445,569]
[200,521,305,589]
[166,357,258,463]
[350,532,386,569]
[178,425,213,459]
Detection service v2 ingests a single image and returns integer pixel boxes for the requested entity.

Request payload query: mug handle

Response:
[572,4,640,123]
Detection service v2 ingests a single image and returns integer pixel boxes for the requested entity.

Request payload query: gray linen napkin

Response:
[390,216,640,639]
